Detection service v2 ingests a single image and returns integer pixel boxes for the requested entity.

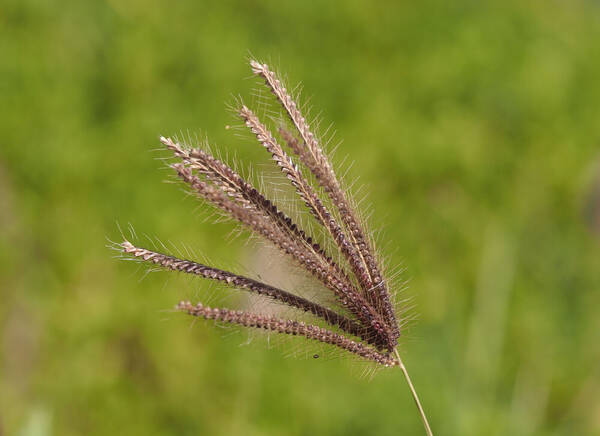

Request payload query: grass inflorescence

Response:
[120,60,433,435]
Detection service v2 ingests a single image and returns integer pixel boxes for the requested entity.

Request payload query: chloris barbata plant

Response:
[120,60,433,436]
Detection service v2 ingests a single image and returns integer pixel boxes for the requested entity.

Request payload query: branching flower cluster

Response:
[122,60,401,365]
[121,59,433,435]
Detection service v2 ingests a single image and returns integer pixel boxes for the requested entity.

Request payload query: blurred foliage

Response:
[2,0,600,435]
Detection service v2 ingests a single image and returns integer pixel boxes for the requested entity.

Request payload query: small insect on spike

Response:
[122,59,433,436]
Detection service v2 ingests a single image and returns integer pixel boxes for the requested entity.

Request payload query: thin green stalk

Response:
[394,348,433,436]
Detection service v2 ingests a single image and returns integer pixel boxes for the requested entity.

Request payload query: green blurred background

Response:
[2,1,600,435]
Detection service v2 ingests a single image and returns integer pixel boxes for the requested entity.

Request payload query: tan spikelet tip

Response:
[249,59,265,75]
[121,240,135,253]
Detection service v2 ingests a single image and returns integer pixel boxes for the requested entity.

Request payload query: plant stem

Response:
[394,348,433,436]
